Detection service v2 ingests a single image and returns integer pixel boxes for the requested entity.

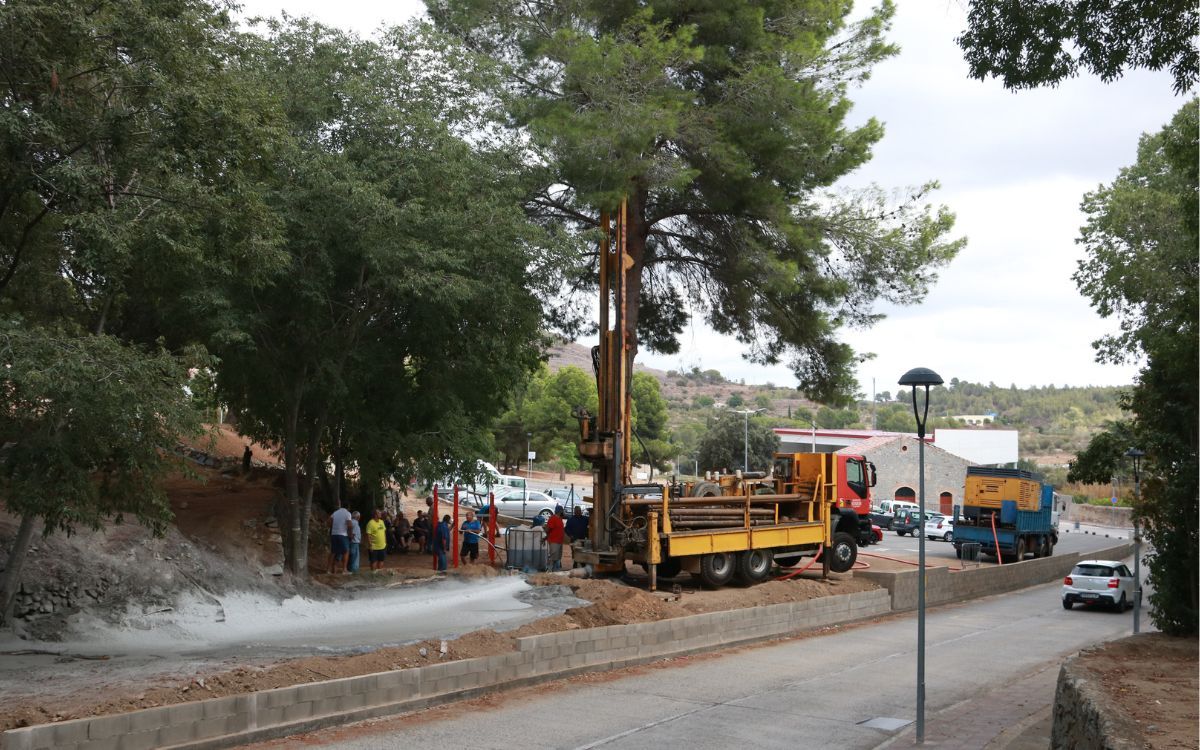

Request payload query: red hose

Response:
[775,545,823,580]
[774,545,870,581]
[991,512,1003,566]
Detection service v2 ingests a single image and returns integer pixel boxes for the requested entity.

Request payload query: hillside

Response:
[546,342,1127,466]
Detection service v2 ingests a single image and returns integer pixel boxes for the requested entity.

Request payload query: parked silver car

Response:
[1062,560,1138,611]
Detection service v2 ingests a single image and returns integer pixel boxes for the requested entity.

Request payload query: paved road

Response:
[262,574,1146,750]
[869,521,1133,565]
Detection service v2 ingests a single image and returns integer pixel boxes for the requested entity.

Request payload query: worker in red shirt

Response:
[545,506,566,571]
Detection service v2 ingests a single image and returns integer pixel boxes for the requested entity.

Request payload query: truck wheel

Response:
[1014,538,1026,561]
[691,482,722,498]
[734,549,774,585]
[954,545,962,559]
[656,558,682,579]
[827,531,857,573]
[698,552,734,588]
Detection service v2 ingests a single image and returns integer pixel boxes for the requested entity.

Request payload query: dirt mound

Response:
[1073,633,1197,749]
[0,467,289,642]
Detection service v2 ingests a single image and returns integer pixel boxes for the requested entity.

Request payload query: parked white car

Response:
[1062,560,1138,611]
[924,514,954,542]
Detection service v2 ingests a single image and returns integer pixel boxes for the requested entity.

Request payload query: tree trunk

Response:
[282,383,303,576]
[283,433,301,575]
[331,427,344,510]
[297,413,327,578]
[623,185,651,363]
[0,513,37,625]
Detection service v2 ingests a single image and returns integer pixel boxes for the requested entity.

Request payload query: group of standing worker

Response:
[326,499,591,575]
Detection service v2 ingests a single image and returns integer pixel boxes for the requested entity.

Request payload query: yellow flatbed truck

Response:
[571,201,862,588]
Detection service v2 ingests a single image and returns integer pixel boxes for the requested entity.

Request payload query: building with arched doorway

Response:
[836,435,975,513]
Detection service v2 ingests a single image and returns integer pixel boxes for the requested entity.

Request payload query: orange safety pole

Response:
[991,512,1003,566]
[452,486,460,568]
[488,493,497,565]
[432,486,440,570]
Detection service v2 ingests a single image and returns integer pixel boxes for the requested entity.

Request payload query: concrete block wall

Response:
[856,542,1134,611]
[1,589,891,750]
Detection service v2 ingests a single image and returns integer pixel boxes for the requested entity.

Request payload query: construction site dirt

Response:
[0,428,1185,746]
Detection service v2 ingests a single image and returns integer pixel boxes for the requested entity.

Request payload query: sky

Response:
[235,0,1188,394]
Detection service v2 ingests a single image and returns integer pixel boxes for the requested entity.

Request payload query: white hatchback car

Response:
[1062,560,1138,611]
[924,514,954,541]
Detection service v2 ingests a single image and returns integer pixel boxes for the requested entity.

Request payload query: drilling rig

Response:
[571,200,873,589]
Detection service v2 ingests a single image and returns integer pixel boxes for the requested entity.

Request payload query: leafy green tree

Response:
[429,0,964,404]
[726,393,745,409]
[1067,421,1135,484]
[1071,101,1197,634]
[218,21,546,576]
[0,0,279,332]
[524,365,599,459]
[0,0,280,615]
[817,406,861,430]
[697,412,779,474]
[0,325,206,621]
[631,372,673,470]
[957,0,1198,94]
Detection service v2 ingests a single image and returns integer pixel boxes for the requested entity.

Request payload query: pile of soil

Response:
[1072,633,1197,749]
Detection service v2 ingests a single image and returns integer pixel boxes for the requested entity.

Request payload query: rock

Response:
[263,564,284,577]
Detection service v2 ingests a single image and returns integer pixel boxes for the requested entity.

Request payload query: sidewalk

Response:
[876,659,1059,749]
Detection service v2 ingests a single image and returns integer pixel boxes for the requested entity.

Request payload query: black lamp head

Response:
[898,367,944,388]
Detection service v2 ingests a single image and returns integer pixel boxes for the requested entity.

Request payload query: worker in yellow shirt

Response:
[365,508,388,571]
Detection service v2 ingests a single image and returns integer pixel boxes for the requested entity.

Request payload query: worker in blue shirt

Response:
[460,511,482,563]
[434,514,452,572]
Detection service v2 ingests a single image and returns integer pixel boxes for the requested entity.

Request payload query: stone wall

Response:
[1051,652,1144,749]
[860,436,974,509]
[1064,503,1133,528]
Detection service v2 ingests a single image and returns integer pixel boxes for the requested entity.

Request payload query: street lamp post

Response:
[899,366,943,745]
[1125,447,1144,634]
[734,408,766,472]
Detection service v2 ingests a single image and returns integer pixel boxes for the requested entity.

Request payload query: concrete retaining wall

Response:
[856,542,1134,611]
[0,589,891,750]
